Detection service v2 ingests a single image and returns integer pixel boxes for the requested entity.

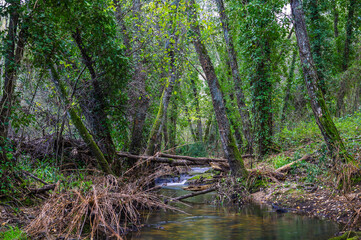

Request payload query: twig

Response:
[22,170,50,185]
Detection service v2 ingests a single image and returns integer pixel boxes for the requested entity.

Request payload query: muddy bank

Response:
[251,182,361,232]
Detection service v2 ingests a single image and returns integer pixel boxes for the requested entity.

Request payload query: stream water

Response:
[129,167,339,240]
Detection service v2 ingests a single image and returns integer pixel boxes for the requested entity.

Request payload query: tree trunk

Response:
[145,10,179,156]
[332,0,339,39]
[72,29,116,162]
[215,0,252,153]
[290,0,352,162]
[0,0,25,164]
[188,0,248,177]
[281,50,297,124]
[190,76,203,141]
[49,65,112,175]
[303,0,327,97]
[168,93,178,153]
[251,40,273,159]
[353,82,361,112]
[336,0,356,117]
[115,0,151,156]
[203,115,213,143]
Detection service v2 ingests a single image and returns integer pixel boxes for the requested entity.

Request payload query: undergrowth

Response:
[0,226,28,240]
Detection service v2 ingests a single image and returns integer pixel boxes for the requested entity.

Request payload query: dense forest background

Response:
[1,0,361,181]
[0,0,361,238]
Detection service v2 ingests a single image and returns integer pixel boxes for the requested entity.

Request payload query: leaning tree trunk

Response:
[215,0,252,153]
[290,0,352,162]
[49,65,112,175]
[336,0,356,117]
[72,29,116,162]
[188,0,247,177]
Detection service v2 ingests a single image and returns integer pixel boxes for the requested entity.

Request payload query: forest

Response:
[0,0,361,239]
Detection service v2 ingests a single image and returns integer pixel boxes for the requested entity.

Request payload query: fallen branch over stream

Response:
[166,187,217,203]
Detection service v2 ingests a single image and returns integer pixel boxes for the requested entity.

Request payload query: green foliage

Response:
[0,226,28,240]
[176,142,207,157]
[271,154,292,169]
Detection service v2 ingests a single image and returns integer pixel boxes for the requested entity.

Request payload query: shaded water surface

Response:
[130,169,338,240]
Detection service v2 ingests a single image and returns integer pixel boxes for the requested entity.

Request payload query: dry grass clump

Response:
[25,173,177,239]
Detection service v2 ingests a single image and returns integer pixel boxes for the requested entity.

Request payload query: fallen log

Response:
[183,184,214,191]
[210,162,230,172]
[166,187,217,203]
[117,152,208,166]
[276,154,311,173]
[117,152,254,166]
[159,153,254,162]
[29,184,56,194]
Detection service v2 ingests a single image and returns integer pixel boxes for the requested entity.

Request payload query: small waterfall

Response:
[155,167,211,188]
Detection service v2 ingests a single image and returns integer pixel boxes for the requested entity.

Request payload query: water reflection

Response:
[129,188,338,240]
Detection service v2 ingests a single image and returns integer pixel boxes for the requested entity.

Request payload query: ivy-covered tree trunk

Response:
[251,44,273,159]
[189,0,248,177]
[290,0,352,162]
[50,65,112,175]
[336,0,356,117]
[0,0,25,164]
[303,0,327,97]
[215,0,252,153]
[72,29,116,162]
[281,50,297,124]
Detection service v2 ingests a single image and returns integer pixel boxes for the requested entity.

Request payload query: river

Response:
[129,167,339,240]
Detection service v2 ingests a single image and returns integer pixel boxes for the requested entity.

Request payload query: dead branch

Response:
[276,154,311,173]
[22,170,50,185]
[166,187,217,203]
[29,184,56,194]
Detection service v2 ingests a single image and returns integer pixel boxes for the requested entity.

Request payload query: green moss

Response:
[188,173,214,181]
[328,231,361,240]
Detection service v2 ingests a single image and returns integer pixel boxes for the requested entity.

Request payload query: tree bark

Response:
[188,0,248,177]
[49,65,112,175]
[215,0,252,153]
[290,0,352,162]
